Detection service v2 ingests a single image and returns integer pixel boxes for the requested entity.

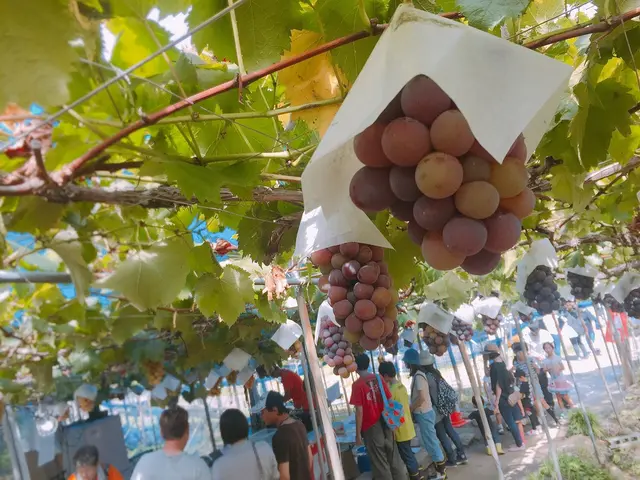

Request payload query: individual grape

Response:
[363,317,385,338]
[371,246,385,262]
[328,269,348,288]
[324,337,335,348]
[389,166,422,202]
[382,317,395,337]
[381,117,432,166]
[318,275,330,293]
[328,286,348,304]
[343,330,361,343]
[421,232,465,270]
[378,262,389,275]
[354,299,377,320]
[353,122,393,168]
[484,212,521,253]
[461,155,492,183]
[415,153,463,199]
[413,195,456,231]
[442,217,487,256]
[499,187,536,219]
[430,110,475,156]
[360,335,380,351]
[454,181,500,219]
[347,292,357,304]
[328,246,340,253]
[333,300,353,319]
[354,282,374,299]
[340,242,360,258]
[489,157,528,198]
[357,264,380,285]
[461,249,501,275]
[310,248,332,267]
[385,304,398,320]
[334,354,344,365]
[375,274,392,289]
[377,90,404,123]
[331,253,348,269]
[342,260,361,280]
[400,75,452,126]
[332,333,342,342]
[347,362,358,373]
[356,245,373,264]
[371,287,392,309]
[343,355,354,366]
[390,200,415,221]
[345,314,363,333]
[407,220,427,245]
[349,167,396,212]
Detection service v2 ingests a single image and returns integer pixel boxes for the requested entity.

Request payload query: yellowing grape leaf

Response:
[49,231,93,304]
[97,237,192,311]
[279,30,345,136]
[0,0,78,107]
[194,266,254,325]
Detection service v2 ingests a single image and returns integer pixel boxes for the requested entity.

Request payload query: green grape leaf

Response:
[314,0,386,84]
[49,231,93,304]
[97,237,192,311]
[6,198,64,233]
[385,226,421,290]
[609,125,640,165]
[108,17,174,77]
[189,243,221,274]
[255,294,287,323]
[0,0,78,107]
[163,162,224,203]
[190,0,301,71]
[456,0,531,29]
[111,306,152,345]
[549,166,593,213]
[194,266,254,325]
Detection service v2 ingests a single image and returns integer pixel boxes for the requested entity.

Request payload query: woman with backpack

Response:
[422,354,469,467]
[403,348,447,480]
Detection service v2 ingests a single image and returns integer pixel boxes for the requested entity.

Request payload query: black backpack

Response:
[427,372,458,416]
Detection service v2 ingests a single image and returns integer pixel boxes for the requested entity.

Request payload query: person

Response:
[422,354,468,466]
[483,343,525,452]
[350,353,407,480]
[211,408,279,480]
[522,319,555,361]
[257,391,313,480]
[515,369,541,435]
[562,301,590,359]
[468,396,504,456]
[403,349,446,479]
[67,445,124,480]
[541,342,574,411]
[131,406,210,480]
[379,361,422,479]
[482,364,504,434]
[268,366,312,432]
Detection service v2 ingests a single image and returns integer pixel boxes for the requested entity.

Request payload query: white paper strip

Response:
[558,285,574,301]
[272,319,303,351]
[293,5,571,259]
[472,297,503,319]
[161,374,181,392]
[204,370,221,390]
[223,348,252,372]
[235,367,256,386]
[151,384,167,400]
[453,304,476,324]
[418,302,454,333]
[567,266,598,278]
[315,300,339,344]
[611,271,640,303]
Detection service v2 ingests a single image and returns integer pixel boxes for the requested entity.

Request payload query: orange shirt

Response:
[281,369,309,411]
[68,465,124,480]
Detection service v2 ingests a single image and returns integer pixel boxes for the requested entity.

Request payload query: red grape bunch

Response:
[624,288,640,318]
[319,317,357,378]
[451,317,474,342]
[567,272,594,300]
[349,74,534,276]
[311,243,400,352]
[601,293,625,313]
[523,265,561,314]
[481,315,501,335]
[422,323,450,356]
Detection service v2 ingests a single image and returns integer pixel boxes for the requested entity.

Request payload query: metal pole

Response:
[594,305,622,393]
[606,309,634,387]
[513,313,562,479]
[448,345,464,401]
[298,289,344,480]
[203,397,217,452]
[301,343,327,480]
[458,342,504,480]
[576,309,621,425]
[340,377,352,416]
[551,312,601,464]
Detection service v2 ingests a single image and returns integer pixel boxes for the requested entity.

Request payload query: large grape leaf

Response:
[194,266,254,325]
[0,0,78,107]
[49,231,93,304]
[97,237,192,311]
[455,0,531,29]
[278,30,345,136]
[189,0,302,71]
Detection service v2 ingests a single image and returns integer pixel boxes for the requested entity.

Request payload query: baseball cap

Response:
[250,391,287,414]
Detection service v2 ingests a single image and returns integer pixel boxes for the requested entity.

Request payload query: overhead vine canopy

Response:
[0,0,638,402]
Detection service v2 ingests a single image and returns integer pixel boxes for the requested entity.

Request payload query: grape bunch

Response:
[422,324,450,356]
[602,293,625,313]
[624,288,640,318]
[567,272,594,300]
[451,317,474,342]
[311,243,400,351]
[523,265,561,314]
[319,316,357,378]
[349,75,533,276]
[481,315,501,335]
[76,397,95,413]
[143,360,165,386]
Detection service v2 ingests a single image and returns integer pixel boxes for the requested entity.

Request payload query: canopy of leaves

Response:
[0,0,638,402]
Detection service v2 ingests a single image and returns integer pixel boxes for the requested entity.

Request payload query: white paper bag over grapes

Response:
[294,4,571,275]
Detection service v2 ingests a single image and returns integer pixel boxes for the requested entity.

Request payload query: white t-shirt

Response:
[131,450,210,480]
[211,440,279,480]
[523,328,554,359]
[410,372,433,414]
